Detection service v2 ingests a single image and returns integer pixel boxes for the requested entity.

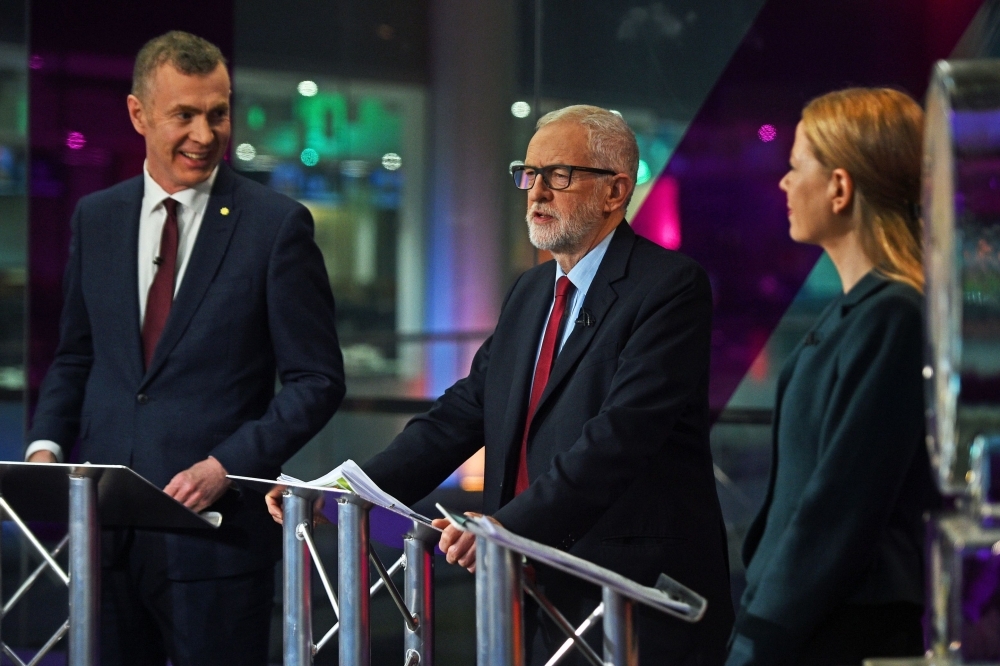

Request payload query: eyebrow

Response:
[170,102,230,114]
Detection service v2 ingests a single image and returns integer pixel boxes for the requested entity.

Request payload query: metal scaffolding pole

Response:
[484,539,524,666]
[404,526,435,666]
[602,588,637,666]
[283,491,313,666]
[67,475,99,666]
[338,495,372,666]
[476,535,491,666]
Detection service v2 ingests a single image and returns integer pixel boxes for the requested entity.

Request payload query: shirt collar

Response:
[142,161,219,212]
[840,270,892,312]
[555,229,616,297]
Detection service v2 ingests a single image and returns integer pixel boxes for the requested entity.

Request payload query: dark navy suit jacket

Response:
[28,163,345,580]
[364,222,734,663]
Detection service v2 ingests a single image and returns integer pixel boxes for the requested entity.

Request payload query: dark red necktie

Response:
[141,198,179,369]
[515,276,573,494]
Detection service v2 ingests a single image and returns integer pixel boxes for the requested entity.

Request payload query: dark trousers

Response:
[797,602,924,666]
[100,530,275,666]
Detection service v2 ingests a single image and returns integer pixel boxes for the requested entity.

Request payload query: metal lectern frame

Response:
[438,506,706,666]
[229,476,439,666]
[0,462,218,666]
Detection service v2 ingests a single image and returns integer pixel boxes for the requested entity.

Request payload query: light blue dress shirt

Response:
[535,229,615,366]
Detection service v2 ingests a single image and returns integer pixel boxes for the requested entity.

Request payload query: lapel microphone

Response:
[575,309,595,327]
[153,256,164,266]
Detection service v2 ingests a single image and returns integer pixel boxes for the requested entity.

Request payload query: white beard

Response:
[526,191,604,254]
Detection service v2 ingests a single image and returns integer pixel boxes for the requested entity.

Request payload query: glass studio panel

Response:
[232,70,428,395]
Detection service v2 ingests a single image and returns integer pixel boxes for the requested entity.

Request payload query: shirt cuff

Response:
[25,440,64,463]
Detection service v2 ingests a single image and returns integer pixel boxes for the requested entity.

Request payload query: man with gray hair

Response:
[28,31,345,665]
[272,104,733,662]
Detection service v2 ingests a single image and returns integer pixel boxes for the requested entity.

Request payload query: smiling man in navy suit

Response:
[25,31,344,666]
[358,106,733,664]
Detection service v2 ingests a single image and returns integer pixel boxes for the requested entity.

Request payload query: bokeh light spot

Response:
[381,153,402,170]
[510,101,531,118]
[66,132,86,150]
[297,81,318,97]
[636,159,652,185]
[235,143,257,161]
[247,106,266,130]
[758,124,777,142]
[300,148,319,166]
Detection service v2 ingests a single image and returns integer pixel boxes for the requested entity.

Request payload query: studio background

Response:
[0,0,997,662]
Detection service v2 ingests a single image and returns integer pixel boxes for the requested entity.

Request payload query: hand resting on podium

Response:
[265,491,497,573]
[430,514,503,574]
[162,456,229,513]
[264,486,330,526]
[27,450,57,464]
[27,450,228,513]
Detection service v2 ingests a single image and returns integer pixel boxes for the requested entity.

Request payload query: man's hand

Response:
[27,450,57,464]
[265,486,327,526]
[164,456,229,513]
[265,486,287,524]
[432,513,501,574]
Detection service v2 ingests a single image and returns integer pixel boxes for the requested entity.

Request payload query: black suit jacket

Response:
[728,273,937,665]
[364,222,733,662]
[28,163,346,580]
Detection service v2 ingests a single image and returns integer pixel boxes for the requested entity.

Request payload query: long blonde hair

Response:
[801,87,924,292]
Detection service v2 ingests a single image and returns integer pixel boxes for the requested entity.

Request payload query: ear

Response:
[828,167,854,216]
[603,174,633,213]
[127,94,148,137]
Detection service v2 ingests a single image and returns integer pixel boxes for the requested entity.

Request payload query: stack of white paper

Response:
[278,460,434,526]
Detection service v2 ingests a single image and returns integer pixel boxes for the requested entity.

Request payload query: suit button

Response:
[137,393,149,404]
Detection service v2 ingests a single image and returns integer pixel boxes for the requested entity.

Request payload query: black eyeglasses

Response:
[509,162,617,190]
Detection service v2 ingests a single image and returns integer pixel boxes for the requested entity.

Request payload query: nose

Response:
[189,114,213,145]
[527,173,552,204]
[779,172,790,192]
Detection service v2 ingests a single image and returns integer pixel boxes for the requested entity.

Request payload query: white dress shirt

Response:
[136,164,218,322]
[26,164,220,462]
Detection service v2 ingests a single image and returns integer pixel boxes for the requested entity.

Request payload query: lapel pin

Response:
[220,207,230,216]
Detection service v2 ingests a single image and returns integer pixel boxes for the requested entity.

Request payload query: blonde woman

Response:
[726,88,939,666]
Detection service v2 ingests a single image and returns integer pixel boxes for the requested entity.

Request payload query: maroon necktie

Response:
[515,276,572,494]
[141,198,179,369]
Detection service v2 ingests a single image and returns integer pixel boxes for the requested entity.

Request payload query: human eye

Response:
[549,166,571,187]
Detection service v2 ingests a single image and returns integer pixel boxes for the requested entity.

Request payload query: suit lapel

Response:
[141,165,239,386]
[497,267,555,474]
[113,179,145,381]
[531,223,633,420]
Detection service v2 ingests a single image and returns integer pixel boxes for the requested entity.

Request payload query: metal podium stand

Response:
[438,506,706,666]
[0,462,219,666]
[230,476,439,666]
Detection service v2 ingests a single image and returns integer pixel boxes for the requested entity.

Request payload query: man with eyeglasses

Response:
[273,105,733,663]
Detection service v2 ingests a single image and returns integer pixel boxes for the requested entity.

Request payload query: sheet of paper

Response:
[278,459,435,526]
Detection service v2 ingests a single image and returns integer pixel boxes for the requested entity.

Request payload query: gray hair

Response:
[132,31,227,100]
[536,105,640,203]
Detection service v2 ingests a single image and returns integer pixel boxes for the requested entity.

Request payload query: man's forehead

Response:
[526,121,590,159]
[149,62,230,91]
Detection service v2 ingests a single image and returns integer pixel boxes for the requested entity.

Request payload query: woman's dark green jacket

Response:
[728,271,939,665]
